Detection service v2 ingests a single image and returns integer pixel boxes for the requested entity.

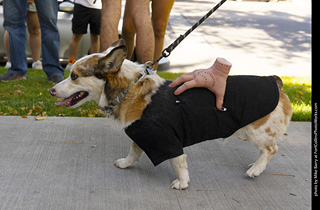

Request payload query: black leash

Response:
[148,0,227,69]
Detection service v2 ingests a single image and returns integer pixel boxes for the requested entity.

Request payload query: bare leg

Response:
[100,0,122,51]
[27,10,41,62]
[68,34,83,59]
[130,0,154,64]
[151,0,174,70]
[169,154,190,190]
[89,34,100,54]
[4,30,10,62]
[114,142,144,168]
[121,0,136,60]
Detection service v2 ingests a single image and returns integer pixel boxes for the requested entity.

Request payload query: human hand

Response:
[168,58,232,110]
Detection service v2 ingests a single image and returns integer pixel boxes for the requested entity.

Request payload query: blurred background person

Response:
[66,0,102,70]
[121,0,154,65]
[1,0,64,83]
[4,0,42,70]
[121,0,174,70]
[100,0,121,52]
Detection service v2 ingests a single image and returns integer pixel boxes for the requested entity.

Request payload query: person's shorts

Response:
[72,3,101,35]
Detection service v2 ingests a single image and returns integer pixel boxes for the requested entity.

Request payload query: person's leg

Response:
[4,30,10,62]
[4,30,11,68]
[151,0,174,70]
[100,0,122,51]
[130,0,154,64]
[69,3,90,66]
[89,34,100,54]
[2,0,28,77]
[27,9,41,63]
[69,34,83,59]
[88,7,101,54]
[121,0,136,60]
[34,0,64,80]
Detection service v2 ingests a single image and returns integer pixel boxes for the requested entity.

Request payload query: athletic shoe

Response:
[4,61,11,69]
[65,63,73,70]
[48,74,64,84]
[0,72,26,82]
[32,60,43,70]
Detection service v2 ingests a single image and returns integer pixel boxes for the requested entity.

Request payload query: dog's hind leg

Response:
[244,90,292,177]
[169,154,190,190]
[243,115,281,178]
[114,142,144,168]
[245,143,278,178]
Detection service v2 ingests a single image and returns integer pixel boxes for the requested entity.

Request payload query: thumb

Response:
[211,86,225,110]
[215,96,224,110]
[210,81,227,110]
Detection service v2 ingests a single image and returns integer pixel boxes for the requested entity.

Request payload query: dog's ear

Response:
[101,38,127,55]
[94,44,127,79]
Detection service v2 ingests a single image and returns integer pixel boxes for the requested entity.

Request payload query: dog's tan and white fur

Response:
[51,39,292,190]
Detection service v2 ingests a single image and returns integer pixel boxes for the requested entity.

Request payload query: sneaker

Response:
[4,61,11,69]
[32,60,43,70]
[48,74,64,84]
[65,63,73,70]
[0,72,26,82]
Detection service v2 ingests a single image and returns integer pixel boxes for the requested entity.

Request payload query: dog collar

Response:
[102,64,153,116]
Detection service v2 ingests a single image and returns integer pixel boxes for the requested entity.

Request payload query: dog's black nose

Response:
[49,88,56,96]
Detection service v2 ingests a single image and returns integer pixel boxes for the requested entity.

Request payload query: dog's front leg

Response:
[169,154,190,190]
[114,142,143,168]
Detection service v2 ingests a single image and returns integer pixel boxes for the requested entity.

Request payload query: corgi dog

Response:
[50,39,292,190]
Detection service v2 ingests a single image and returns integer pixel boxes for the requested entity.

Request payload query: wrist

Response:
[211,57,232,76]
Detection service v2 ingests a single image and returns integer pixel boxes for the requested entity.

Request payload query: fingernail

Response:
[215,107,227,111]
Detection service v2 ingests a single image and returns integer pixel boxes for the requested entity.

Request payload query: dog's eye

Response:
[71,73,78,81]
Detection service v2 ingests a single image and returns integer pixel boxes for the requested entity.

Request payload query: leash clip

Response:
[145,61,154,75]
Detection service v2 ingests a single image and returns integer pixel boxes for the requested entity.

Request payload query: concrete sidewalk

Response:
[163,0,311,76]
[0,116,311,209]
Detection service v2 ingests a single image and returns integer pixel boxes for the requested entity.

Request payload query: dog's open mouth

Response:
[55,91,89,107]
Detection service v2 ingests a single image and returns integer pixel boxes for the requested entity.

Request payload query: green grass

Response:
[281,76,311,121]
[0,68,311,121]
[0,68,104,118]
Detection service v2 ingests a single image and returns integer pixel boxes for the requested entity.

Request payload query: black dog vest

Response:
[125,76,279,166]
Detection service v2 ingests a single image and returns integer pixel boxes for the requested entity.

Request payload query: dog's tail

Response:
[272,75,283,91]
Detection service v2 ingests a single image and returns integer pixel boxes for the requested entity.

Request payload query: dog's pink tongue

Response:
[55,94,74,106]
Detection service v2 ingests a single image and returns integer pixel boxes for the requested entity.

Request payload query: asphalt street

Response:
[163,0,311,76]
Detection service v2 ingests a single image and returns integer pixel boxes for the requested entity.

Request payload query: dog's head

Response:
[50,39,131,108]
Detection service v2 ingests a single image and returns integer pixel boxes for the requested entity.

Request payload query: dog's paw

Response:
[170,179,189,190]
[245,163,266,178]
[114,158,133,169]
